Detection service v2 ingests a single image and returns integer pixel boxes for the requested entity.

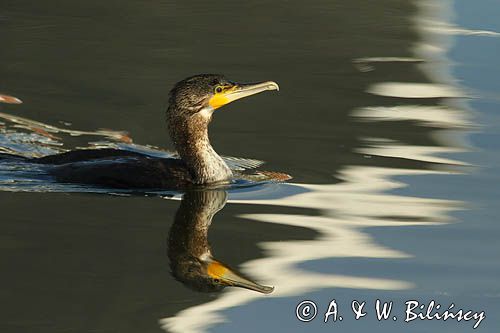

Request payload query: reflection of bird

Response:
[2,74,279,189]
[168,190,274,293]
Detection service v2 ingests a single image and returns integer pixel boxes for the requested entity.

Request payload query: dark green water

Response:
[1,1,499,332]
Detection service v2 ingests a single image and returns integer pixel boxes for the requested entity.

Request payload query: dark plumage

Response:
[3,74,279,190]
[168,190,274,293]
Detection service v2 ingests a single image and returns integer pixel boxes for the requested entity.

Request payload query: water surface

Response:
[1,0,499,332]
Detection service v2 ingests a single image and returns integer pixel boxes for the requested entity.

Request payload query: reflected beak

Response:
[209,81,279,109]
[207,260,274,294]
[0,94,22,104]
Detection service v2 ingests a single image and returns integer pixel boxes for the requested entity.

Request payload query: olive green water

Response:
[1,1,499,332]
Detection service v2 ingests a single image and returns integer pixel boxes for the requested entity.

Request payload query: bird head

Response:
[167,74,279,120]
[171,254,274,294]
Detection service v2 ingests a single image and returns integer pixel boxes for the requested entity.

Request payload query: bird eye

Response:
[215,86,223,94]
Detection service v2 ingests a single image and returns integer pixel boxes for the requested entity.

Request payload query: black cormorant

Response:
[168,190,273,293]
[1,75,280,189]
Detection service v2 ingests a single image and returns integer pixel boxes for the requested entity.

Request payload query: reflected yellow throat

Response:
[207,261,228,278]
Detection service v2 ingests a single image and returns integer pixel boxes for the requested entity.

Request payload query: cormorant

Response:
[168,190,273,293]
[1,75,280,189]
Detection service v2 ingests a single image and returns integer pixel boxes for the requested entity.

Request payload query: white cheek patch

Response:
[198,106,215,119]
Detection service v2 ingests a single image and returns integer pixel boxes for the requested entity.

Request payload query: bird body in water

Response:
[0,75,281,189]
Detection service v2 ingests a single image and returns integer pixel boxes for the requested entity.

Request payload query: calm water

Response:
[1,0,499,332]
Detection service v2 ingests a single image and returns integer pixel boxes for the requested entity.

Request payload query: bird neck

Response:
[168,190,228,291]
[169,190,227,259]
[168,106,233,184]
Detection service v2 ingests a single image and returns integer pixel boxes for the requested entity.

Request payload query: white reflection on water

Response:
[159,1,492,332]
[160,166,461,332]
[352,105,471,128]
[367,82,465,98]
[356,138,469,166]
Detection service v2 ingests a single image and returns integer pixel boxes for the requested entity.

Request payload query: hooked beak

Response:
[207,259,274,294]
[209,81,279,109]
